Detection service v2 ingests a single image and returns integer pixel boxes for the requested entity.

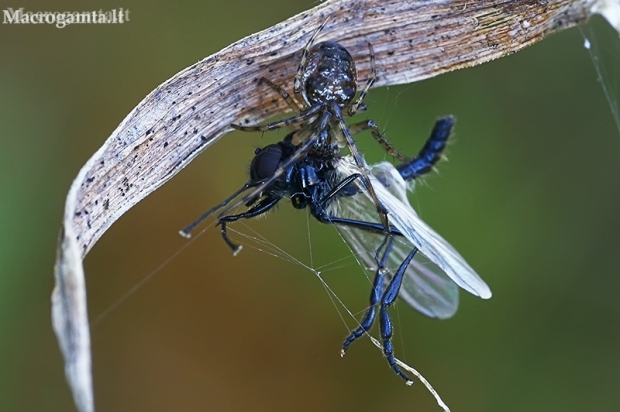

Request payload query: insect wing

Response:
[332,217,460,319]
[327,165,458,319]
[335,157,492,300]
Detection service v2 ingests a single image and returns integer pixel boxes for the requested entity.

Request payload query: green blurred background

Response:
[2,1,620,411]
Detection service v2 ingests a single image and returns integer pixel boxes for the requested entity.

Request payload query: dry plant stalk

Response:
[52,1,620,411]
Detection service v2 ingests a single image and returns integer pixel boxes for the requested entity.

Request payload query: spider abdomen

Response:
[302,41,357,107]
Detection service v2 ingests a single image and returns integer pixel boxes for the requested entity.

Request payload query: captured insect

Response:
[180,16,492,384]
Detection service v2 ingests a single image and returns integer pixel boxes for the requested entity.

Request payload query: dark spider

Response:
[230,15,409,234]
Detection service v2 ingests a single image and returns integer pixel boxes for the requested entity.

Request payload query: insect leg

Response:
[396,116,454,181]
[341,235,394,355]
[312,172,401,235]
[379,246,419,384]
[314,213,403,235]
[319,172,365,202]
[218,195,282,255]
[310,173,402,235]
[179,181,258,238]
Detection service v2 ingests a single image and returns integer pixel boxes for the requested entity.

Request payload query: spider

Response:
[229,15,409,235]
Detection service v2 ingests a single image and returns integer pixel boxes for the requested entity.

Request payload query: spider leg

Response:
[218,195,282,255]
[348,119,409,162]
[379,246,418,384]
[396,116,454,181]
[347,42,376,116]
[231,104,321,132]
[331,102,390,232]
[259,77,303,112]
[341,236,393,355]
[294,15,334,94]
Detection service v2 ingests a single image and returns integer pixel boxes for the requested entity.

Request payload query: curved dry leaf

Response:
[52,0,620,411]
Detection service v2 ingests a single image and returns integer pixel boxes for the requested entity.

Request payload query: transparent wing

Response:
[329,157,491,310]
[327,165,461,319]
[332,216,460,319]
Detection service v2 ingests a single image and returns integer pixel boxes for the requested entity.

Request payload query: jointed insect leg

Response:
[313,213,403,236]
[379,246,418,384]
[180,181,257,238]
[318,172,367,204]
[341,236,393,355]
[310,173,403,234]
[218,196,282,254]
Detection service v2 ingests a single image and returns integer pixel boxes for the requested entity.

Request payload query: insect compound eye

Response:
[291,193,307,209]
[250,144,283,182]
